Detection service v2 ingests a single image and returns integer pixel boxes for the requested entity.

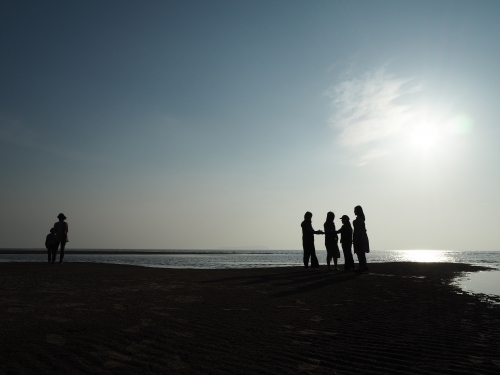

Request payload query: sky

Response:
[1,0,500,250]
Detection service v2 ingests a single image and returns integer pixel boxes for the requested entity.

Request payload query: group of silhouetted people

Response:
[301,205,370,273]
[44,213,69,264]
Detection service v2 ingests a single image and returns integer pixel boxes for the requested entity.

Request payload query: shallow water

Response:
[453,270,500,304]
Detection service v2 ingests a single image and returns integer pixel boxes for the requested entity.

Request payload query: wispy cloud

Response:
[328,68,421,164]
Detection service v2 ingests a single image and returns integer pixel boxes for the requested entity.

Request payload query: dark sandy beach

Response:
[1,263,499,374]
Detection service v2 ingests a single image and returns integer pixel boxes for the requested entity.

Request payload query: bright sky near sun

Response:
[1,1,500,250]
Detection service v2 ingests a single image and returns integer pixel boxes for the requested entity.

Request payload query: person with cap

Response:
[323,212,340,271]
[353,205,370,272]
[44,228,57,263]
[301,211,324,270]
[53,213,69,264]
[337,215,355,271]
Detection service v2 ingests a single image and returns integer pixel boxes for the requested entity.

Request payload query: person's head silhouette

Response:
[354,206,365,220]
[326,211,335,222]
[304,211,312,221]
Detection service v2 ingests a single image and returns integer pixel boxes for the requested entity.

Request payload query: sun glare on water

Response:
[399,250,450,263]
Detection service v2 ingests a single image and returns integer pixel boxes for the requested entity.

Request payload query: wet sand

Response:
[1,262,499,374]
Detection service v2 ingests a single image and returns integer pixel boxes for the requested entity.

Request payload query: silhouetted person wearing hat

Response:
[324,212,340,271]
[337,215,355,271]
[45,228,57,263]
[353,206,369,272]
[301,212,324,270]
[53,213,69,264]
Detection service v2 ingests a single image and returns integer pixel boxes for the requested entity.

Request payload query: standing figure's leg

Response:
[341,244,351,270]
[326,244,332,270]
[310,245,319,269]
[342,245,348,270]
[303,245,311,268]
[356,250,367,270]
[333,243,339,270]
[361,252,368,271]
[349,253,355,270]
[59,241,66,263]
[52,243,59,263]
[47,248,51,262]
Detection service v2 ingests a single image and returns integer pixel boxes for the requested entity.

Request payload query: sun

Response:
[410,126,440,150]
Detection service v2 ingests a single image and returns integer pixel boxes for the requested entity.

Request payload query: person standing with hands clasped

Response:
[53,213,69,264]
[301,212,324,270]
[353,206,370,273]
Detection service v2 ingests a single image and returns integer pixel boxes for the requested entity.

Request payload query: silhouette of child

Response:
[337,215,355,271]
[301,212,324,270]
[45,228,57,263]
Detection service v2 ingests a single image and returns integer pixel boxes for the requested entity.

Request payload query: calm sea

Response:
[1,249,499,300]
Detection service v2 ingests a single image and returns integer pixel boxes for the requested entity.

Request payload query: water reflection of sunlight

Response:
[399,250,450,263]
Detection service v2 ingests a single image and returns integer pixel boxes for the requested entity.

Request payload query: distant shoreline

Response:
[0,249,286,255]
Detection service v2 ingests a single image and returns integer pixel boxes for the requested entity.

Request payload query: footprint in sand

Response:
[46,334,66,345]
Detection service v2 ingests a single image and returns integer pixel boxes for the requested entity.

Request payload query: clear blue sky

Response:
[1,0,499,250]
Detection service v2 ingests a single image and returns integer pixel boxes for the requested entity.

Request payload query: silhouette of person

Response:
[337,215,355,271]
[53,213,69,264]
[353,206,370,272]
[323,212,340,271]
[45,228,57,263]
[301,212,324,270]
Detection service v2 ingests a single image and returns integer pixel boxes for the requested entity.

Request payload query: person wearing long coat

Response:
[323,212,340,271]
[353,205,369,272]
